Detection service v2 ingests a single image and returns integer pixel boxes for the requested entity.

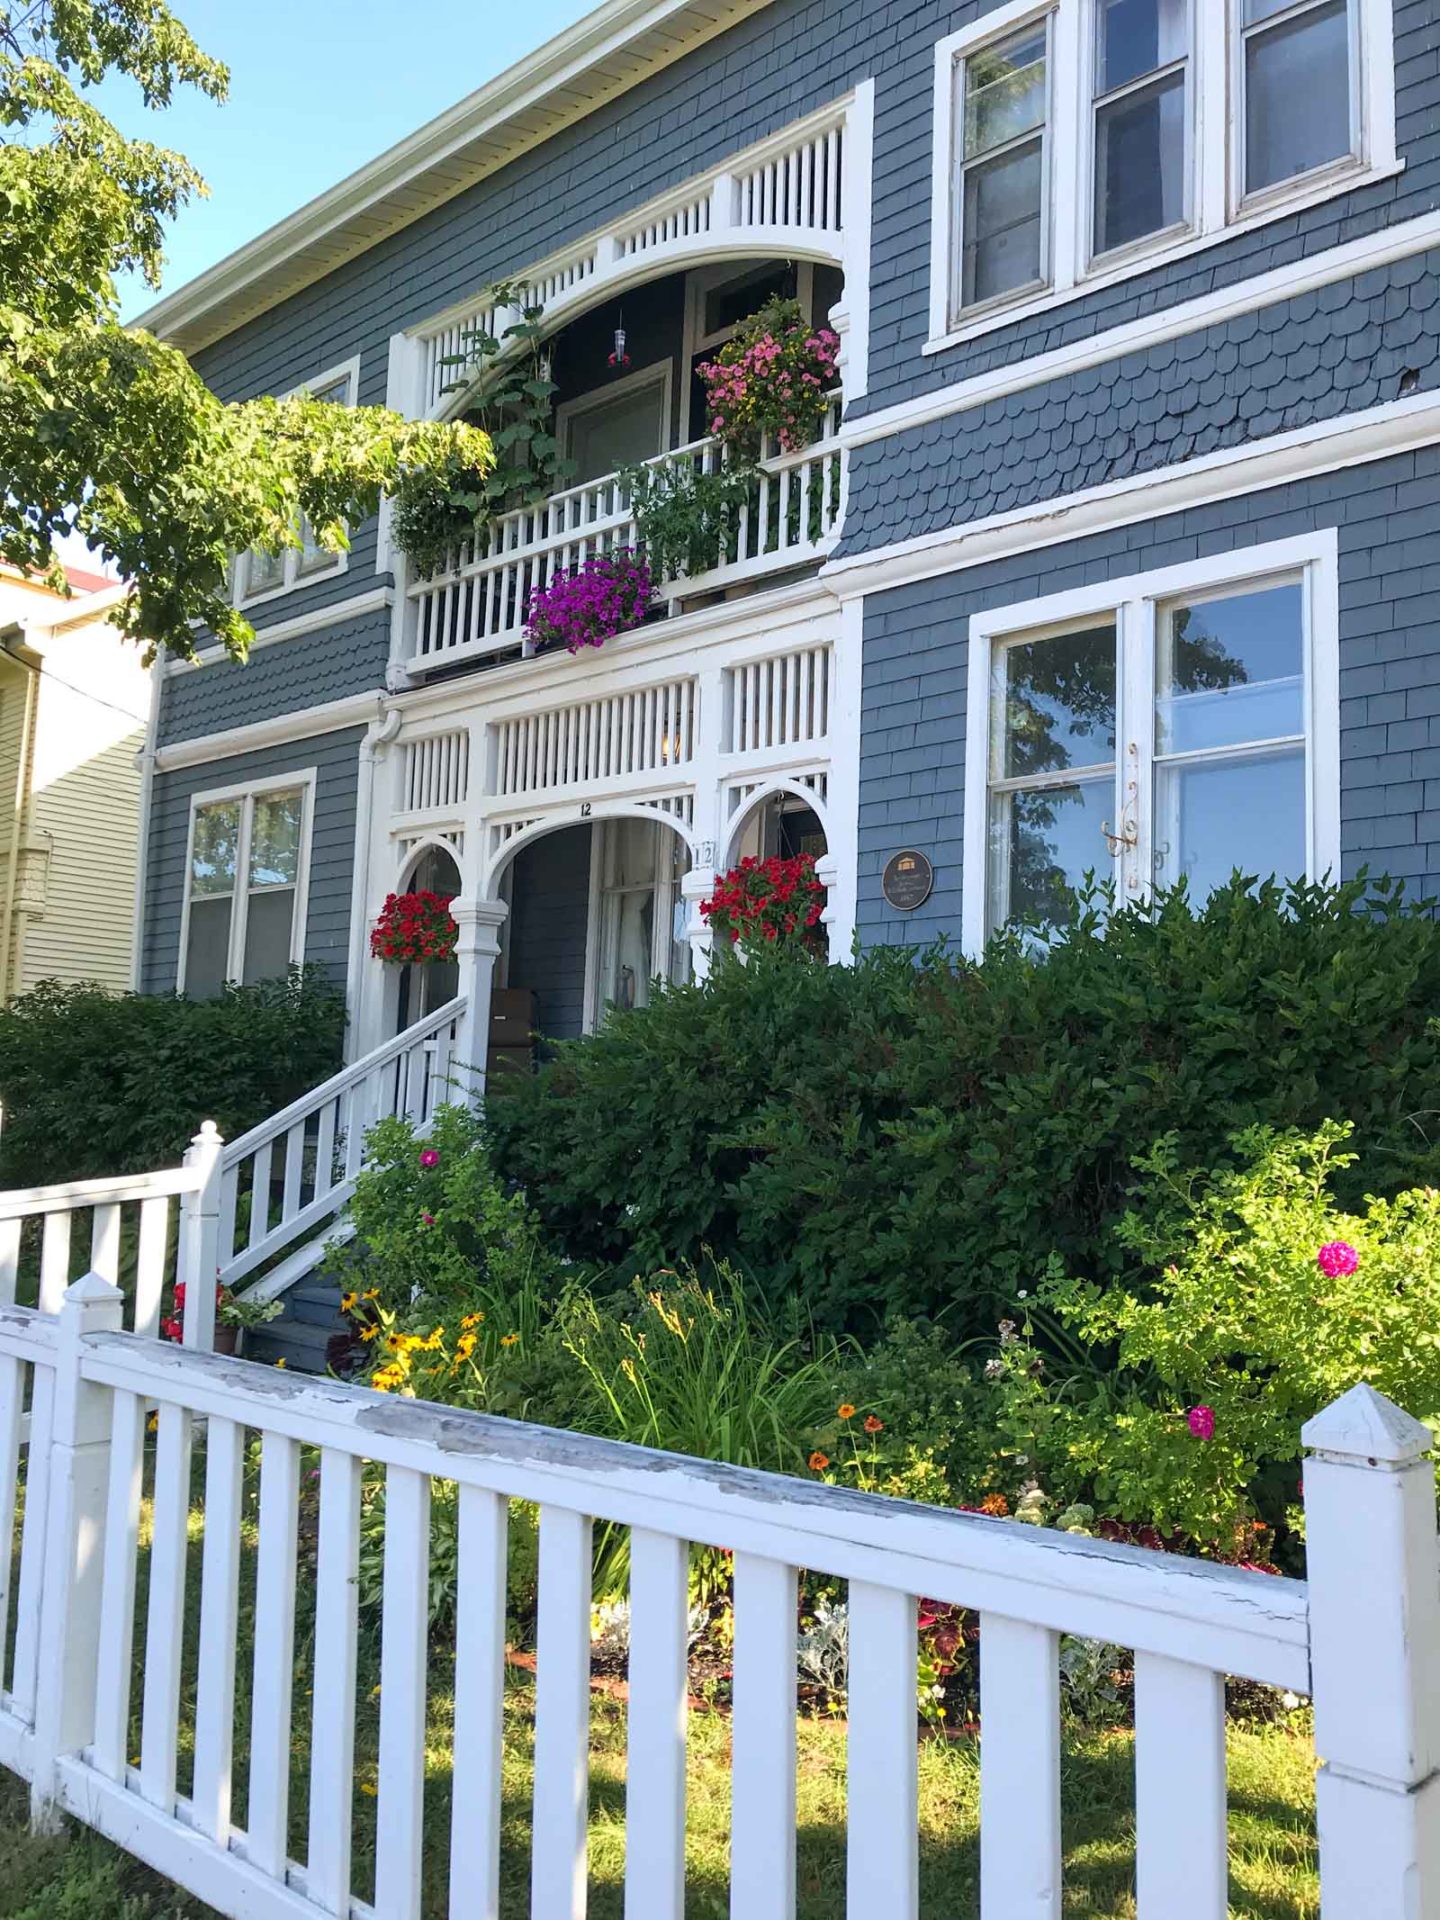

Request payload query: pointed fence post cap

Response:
[1302,1382,1433,1463]
[62,1271,125,1311]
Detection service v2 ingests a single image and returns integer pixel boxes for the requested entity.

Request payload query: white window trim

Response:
[233,356,362,609]
[555,358,675,475]
[960,530,1341,954]
[927,0,1398,355]
[177,769,318,993]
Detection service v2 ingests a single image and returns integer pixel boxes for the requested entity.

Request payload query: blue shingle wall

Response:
[143,730,364,992]
[505,825,594,1041]
[157,609,388,748]
[857,445,1440,946]
[839,248,1440,553]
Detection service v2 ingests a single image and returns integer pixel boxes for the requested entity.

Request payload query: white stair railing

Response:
[217,995,467,1299]
[6,1287,1439,1919]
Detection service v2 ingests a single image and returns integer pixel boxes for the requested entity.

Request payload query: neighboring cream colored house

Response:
[0,565,151,996]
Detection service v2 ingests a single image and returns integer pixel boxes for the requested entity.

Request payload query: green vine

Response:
[391,283,575,574]
[621,456,759,584]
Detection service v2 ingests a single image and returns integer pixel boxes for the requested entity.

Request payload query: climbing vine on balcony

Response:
[391,284,575,576]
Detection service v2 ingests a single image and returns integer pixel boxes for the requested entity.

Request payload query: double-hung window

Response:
[234,358,360,605]
[181,777,313,996]
[930,0,1393,345]
[964,535,1339,949]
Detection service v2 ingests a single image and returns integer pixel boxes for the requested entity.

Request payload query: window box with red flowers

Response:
[370,890,458,965]
[700,852,827,957]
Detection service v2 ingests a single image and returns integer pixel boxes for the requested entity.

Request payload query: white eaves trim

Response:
[824,387,1440,600]
[166,588,393,676]
[137,0,777,354]
[154,692,385,772]
[846,206,1440,454]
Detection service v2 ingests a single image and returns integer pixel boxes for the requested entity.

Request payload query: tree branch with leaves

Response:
[0,0,491,661]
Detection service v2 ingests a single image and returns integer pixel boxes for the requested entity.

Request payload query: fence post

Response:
[29,1271,124,1829]
[1303,1383,1440,1918]
[178,1121,224,1351]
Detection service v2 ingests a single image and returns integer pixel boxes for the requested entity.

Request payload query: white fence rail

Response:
[3,1278,1438,1919]
[407,396,845,675]
[216,995,467,1301]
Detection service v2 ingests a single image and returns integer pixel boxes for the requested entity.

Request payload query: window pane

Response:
[242,888,297,983]
[296,517,338,577]
[964,26,1047,158]
[962,139,1045,305]
[248,790,304,888]
[601,887,656,1013]
[995,624,1117,780]
[185,895,232,999]
[1153,747,1306,899]
[191,801,240,897]
[245,547,286,596]
[1094,70,1186,253]
[988,779,1114,934]
[1245,0,1351,193]
[567,377,669,484]
[1156,584,1305,754]
[307,374,351,405]
[1097,0,1187,93]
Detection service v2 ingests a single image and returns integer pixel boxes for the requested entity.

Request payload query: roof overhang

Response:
[139,0,778,358]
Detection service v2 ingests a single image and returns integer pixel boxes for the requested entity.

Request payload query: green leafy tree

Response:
[1,0,491,661]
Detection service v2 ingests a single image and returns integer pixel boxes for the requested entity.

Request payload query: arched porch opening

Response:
[488,805,696,1066]
[392,840,463,1032]
[725,781,829,870]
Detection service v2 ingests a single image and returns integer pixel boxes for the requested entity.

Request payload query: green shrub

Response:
[489,876,1440,1336]
[0,968,345,1184]
[985,1121,1440,1546]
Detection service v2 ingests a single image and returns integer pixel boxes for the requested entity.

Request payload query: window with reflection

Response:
[183,783,307,995]
[982,574,1316,940]
[1241,0,1355,198]
[955,20,1051,312]
[1092,0,1190,257]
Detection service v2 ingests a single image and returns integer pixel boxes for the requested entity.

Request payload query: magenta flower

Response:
[421,1212,436,1226]
[525,549,652,654]
[1317,1240,1359,1278]
[419,1148,440,1170]
[1187,1405,1216,1441]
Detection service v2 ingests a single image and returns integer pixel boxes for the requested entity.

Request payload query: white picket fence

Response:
[0,1275,1435,1918]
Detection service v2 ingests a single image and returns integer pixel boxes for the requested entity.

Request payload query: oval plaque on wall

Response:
[881,849,934,912]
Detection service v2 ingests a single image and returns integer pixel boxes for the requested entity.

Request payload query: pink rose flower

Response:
[1187,1405,1216,1441]
[419,1148,440,1169]
[1317,1240,1359,1278]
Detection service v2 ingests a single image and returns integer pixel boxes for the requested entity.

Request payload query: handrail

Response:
[220,995,468,1168]
[0,1163,203,1219]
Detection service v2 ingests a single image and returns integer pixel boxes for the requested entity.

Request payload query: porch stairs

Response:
[218,996,468,1372]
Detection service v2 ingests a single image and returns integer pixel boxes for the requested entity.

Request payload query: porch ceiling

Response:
[139,0,778,358]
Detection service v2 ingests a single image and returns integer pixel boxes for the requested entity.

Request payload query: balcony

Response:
[404,392,844,677]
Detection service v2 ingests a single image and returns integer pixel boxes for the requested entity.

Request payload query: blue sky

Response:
[114,0,593,319]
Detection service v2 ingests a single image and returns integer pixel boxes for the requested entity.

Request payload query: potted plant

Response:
[622,457,758,583]
[700,852,827,956]
[370,889,458,965]
[525,547,652,655]
[162,1282,284,1356]
[698,297,840,457]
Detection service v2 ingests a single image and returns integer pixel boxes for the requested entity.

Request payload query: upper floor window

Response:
[233,358,360,606]
[929,0,1395,348]
[962,534,1340,950]
[180,776,313,996]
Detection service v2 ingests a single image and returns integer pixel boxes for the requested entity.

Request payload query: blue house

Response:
[137,0,1438,1078]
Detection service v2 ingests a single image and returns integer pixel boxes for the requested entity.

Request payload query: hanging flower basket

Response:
[701,853,827,956]
[525,547,653,655]
[370,890,458,964]
[698,297,840,457]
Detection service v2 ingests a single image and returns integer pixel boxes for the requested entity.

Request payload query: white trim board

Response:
[825,388,1440,601]
[960,531,1341,954]
[849,205,1440,454]
[154,693,383,772]
[166,590,394,676]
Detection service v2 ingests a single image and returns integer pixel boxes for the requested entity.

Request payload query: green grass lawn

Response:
[0,1445,1321,1918]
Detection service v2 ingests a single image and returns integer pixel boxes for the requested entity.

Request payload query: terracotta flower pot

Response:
[213,1325,240,1358]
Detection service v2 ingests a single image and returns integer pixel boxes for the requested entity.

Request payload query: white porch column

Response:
[449,895,509,1097]
[682,868,717,981]
[815,852,845,965]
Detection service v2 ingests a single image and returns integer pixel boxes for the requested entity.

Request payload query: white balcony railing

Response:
[406,395,844,676]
